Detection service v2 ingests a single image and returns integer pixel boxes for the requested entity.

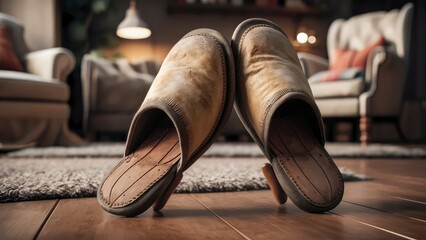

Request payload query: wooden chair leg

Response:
[261,163,287,204]
[360,115,371,146]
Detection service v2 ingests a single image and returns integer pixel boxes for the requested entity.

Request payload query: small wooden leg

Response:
[153,173,183,212]
[360,115,371,146]
[262,163,287,204]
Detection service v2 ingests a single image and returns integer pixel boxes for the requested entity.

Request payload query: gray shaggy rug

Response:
[0,158,368,203]
[2,142,426,159]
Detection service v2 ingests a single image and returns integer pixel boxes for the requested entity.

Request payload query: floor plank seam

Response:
[33,199,59,240]
[391,196,426,205]
[329,212,418,240]
[343,200,426,222]
[342,200,394,214]
[354,220,417,240]
[189,194,252,240]
[408,217,426,223]
[369,175,426,188]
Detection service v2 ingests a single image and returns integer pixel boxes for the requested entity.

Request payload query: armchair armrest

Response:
[297,52,329,78]
[360,46,406,117]
[25,48,75,82]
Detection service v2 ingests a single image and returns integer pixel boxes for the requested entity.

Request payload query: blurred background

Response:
[0,0,424,145]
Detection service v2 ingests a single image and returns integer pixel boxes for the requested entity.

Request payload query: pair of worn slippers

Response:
[97,18,344,217]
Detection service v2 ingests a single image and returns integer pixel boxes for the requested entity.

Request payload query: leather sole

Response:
[268,101,343,212]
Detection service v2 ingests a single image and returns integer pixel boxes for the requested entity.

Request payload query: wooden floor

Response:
[1,158,425,240]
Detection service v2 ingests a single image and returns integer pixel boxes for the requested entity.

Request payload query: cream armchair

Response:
[0,13,81,147]
[298,3,413,144]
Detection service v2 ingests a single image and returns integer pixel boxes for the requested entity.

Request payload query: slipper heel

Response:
[153,172,183,212]
[262,163,287,204]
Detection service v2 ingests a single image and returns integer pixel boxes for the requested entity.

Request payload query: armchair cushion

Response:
[310,77,365,99]
[0,70,69,102]
[0,26,24,72]
[330,36,384,70]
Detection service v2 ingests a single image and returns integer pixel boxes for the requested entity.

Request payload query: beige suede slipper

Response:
[232,18,344,213]
[97,29,235,217]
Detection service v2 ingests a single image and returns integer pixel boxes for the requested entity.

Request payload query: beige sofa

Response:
[298,3,414,144]
[0,13,81,147]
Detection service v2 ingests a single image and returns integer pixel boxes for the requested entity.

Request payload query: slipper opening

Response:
[268,99,324,149]
[126,108,177,155]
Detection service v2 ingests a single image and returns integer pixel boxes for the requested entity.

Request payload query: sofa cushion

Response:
[0,25,24,72]
[310,77,365,99]
[88,56,153,112]
[131,59,160,76]
[0,70,69,102]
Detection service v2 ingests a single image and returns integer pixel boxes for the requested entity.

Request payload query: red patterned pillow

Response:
[330,36,384,71]
[330,48,356,70]
[0,25,24,72]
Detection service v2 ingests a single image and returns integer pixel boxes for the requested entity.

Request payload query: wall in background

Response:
[0,0,58,51]
[61,0,333,132]
[101,0,332,62]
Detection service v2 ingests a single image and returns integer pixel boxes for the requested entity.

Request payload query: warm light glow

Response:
[308,35,317,44]
[116,0,151,40]
[117,27,151,39]
[296,32,308,44]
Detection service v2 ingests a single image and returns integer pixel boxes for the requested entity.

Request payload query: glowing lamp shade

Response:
[117,26,151,40]
[296,32,308,44]
[116,0,151,40]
